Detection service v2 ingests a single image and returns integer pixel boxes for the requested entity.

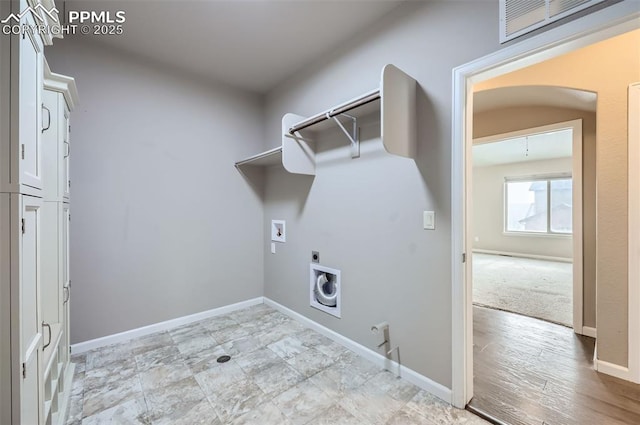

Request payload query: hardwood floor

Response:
[469,306,640,425]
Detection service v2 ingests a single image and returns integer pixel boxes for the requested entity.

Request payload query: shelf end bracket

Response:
[330,113,360,158]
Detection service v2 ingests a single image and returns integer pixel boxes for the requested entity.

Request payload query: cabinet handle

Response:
[63,285,70,304]
[64,141,70,158]
[42,322,52,350]
[42,104,51,133]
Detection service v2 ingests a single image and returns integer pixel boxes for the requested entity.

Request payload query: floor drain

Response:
[216,355,231,363]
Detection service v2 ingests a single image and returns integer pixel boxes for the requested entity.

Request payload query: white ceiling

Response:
[474,85,597,113]
[473,128,573,167]
[63,0,404,93]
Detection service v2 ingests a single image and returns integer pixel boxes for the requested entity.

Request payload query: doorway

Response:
[467,112,595,421]
[471,119,583,329]
[450,4,640,416]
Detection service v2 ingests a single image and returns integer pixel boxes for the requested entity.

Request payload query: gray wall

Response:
[472,158,573,259]
[263,1,501,388]
[42,0,633,384]
[46,39,265,344]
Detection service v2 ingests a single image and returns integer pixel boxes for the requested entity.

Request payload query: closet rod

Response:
[288,89,381,134]
[234,146,282,167]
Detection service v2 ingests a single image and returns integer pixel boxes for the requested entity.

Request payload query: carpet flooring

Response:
[472,253,573,327]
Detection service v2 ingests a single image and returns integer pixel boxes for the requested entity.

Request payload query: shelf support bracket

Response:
[284,133,314,143]
[329,113,359,158]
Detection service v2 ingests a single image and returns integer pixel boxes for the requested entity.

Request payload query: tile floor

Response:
[66,304,488,424]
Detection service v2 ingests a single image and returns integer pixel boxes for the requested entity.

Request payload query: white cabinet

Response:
[0,2,77,424]
[18,18,44,191]
[1,194,44,425]
[62,110,70,200]
[40,62,77,425]
[1,0,45,195]
[42,70,76,202]
[40,201,73,425]
[0,3,47,423]
[41,202,62,346]
[61,203,70,368]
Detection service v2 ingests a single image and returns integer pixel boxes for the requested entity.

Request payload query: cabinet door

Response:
[40,201,60,329]
[62,105,70,200]
[14,195,43,424]
[11,0,43,189]
[0,195,11,425]
[41,90,59,200]
[61,203,70,365]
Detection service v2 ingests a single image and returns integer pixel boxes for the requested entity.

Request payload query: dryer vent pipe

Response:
[371,322,389,334]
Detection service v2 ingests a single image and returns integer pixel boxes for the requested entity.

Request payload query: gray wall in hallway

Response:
[46,39,266,344]
[43,0,636,386]
[262,1,501,387]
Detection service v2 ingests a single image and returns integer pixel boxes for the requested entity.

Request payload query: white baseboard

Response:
[72,296,453,405]
[263,297,452,404]
[473,249,572,263]
[70,297,264,354]
[595,359,632,381]
[593,340,637,382]
[582,326,597,338]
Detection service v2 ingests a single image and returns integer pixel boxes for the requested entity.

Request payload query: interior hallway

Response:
[469,306,640,424]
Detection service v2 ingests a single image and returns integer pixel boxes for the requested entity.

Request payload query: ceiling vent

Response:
[500,0,606,43]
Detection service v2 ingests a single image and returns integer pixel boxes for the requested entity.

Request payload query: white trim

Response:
[629,82,640,383]
[501,231,572,239]
[70,297,264,354]
[571,119,584,337]
[473,249,572,263]
[72,295,453,404]
[452,3,640,408]
[264,297,452,404]
[504,173,573,183]
[58,363,75,425]
[451,51,473,408]
[594,360,632,381]
[582,326,597,338]
[474,121,585,145]
[43,59,79,111]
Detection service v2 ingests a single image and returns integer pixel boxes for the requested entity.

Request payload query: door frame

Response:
[471,119,584,332]
[450,2,640,408]
[629,82,640,383]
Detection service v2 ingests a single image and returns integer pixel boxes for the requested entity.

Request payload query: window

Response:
[505,176,572,235]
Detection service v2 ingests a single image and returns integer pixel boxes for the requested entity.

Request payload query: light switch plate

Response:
[423,211,435,230]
